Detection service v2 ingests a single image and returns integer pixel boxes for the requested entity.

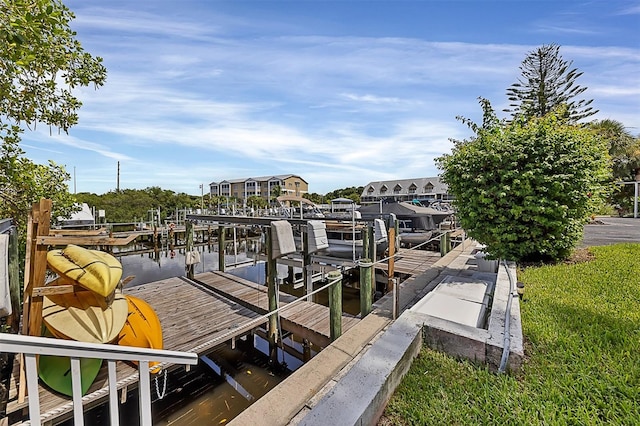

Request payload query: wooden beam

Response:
[31,285,77,297]
[48,228,107,236]
[35,234,137,246]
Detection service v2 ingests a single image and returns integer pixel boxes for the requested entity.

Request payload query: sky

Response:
[19,0,640,196]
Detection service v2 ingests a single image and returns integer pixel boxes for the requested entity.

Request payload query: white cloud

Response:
[24,2,639,195]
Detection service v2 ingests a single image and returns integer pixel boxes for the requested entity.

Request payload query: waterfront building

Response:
[209,174,308,204]
[360,176,451,204]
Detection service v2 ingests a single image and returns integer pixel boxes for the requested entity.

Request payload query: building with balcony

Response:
[209,174,308,204]
[360,176,451,204]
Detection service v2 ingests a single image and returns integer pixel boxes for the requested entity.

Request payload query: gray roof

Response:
[361,176,448,198]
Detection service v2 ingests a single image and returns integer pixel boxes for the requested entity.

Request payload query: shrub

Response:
[437,100,611,262]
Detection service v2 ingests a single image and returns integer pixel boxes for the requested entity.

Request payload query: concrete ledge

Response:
[295,311,425,426]
[420,260,524,372]
[422,313,490,363]
[230,311,392,426]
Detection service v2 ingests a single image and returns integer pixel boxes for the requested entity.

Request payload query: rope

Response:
[154,369,168,399]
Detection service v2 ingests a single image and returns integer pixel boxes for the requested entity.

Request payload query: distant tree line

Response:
[304,186,364,205]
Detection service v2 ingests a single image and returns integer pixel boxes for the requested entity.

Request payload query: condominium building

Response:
[209,174,308,203]
[360,176,451,204]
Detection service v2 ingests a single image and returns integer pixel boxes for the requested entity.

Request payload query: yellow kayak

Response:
[43,290,128,344]
[117,295,163,373]
[47,245,123,297]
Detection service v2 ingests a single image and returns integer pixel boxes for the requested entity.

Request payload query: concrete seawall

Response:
[231,239,523,426]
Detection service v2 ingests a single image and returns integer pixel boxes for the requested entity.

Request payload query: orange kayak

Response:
[116,295,163,373]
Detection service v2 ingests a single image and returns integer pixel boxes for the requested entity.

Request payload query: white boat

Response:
[320,218,387,260]
[277,195,387,260]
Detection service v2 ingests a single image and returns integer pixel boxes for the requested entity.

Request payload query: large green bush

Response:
[437,101,611,262]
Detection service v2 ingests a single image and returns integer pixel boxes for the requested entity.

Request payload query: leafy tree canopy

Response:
[505,44,597,122]
[0,0,106,253]
[1,0,106,132]
[324,186,363,204]
[75,187,201,224]
[438,99,612,263]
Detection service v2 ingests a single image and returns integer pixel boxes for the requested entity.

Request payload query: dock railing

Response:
[2,333,198,426]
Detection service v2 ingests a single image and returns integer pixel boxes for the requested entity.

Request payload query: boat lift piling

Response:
[185,221,195,279]
[218,225,225,272]
[265,227,279,365]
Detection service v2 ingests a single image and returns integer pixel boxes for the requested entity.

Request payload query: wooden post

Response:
[266,227,279,365]
[368,225,375,261]
[328,270,342,341]
[440,231,451,256]
[386,227,396,293]
[18,199,52,403]
[25,199,52,337]
[302,338,311,362]
[7,223,20,333]
[362,224,370,261]
[185,221,194,279]
[218,225,225,272]
[359,258,372,318]
[153,225,158,248]
[302,230,312,302]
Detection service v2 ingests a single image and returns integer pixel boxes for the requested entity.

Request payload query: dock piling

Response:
[218,225,225,272]
[359,258,372,317]
[328,270,342,341]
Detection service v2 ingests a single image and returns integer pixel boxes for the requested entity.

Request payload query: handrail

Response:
[1,333,198,426]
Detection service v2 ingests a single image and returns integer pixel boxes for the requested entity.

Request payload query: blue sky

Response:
[20,0,640,195]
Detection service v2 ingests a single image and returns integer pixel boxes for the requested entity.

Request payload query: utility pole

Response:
[116,161,120,192]
[200,184,204,211]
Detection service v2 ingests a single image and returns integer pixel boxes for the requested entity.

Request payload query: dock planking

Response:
[375,248,442,275]
[8,271,361,424]
[194,271,361,348]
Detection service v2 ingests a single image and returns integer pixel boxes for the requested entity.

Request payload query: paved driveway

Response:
[580,217,640,247]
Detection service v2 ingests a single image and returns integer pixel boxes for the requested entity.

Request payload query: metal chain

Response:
[154,369,168,400]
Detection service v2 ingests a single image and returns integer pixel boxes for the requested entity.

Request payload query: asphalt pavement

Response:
[580,217,640,247]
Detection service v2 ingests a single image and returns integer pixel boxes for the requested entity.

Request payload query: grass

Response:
[381,243,640,425]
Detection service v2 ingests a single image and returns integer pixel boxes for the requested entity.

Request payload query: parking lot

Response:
[580,217,640,247]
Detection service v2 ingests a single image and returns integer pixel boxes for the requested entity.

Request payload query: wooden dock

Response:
[375,248,442,276]
[195,271,361,348]
[9,272,359,424]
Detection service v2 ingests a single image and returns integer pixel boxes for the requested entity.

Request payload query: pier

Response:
[4,202,461,425]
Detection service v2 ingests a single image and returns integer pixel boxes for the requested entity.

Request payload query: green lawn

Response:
[381,243,640,425]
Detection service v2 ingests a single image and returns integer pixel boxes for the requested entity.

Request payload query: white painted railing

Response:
[1,333,198,426]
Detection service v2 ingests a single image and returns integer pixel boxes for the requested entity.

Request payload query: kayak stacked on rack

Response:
[38,244,163,397]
